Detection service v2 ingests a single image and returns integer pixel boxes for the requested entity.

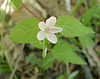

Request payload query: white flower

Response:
[37,16,63,44]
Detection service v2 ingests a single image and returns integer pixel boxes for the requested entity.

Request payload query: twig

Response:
[21,2,43,21]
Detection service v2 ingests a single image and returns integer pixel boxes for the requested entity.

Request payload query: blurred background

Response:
[0,0,100,79]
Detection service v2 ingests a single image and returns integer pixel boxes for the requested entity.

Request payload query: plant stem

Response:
[21,2,43,21]
[42,39,45,58]
[83,0,88,11]
[46,0,65,16]
[1,0,8,59]
[5,52,18,79]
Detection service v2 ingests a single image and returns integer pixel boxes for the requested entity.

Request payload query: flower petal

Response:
[37,31,45,40]
[50,27,63,33]
[46,32,57,44]
[46,16,57,27]
[38,22,46,31]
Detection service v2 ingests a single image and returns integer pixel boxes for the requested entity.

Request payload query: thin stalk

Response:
[22,2,43,21]
[42,39,45,58]
[41,0,65,19]
[5,52,18,79]
[46,0,65,15]
[1,0,8,59]
[70,0,83,16]
[83,0,88,11]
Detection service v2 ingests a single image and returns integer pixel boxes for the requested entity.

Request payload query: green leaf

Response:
[98,51,100,55]
[9,18,40,43]
[0,58,6,63]
[83,4,98,25]
[0,64,9,67]
[0,68,11,72]
[26,56,41,65]
[41,53,54,70]
[56,16,94,38]
[52,41,86,64]
[70,0,83,15]
[83,0,88,11]
[31,40,43,49]
[69,71,79,79]
[70,38,79,45]
[94,7,100,18]
[56,75,64,79]
[79,34,94,49]
[11,0,22,9]
[31,37,50,49]
[90,0,97,6]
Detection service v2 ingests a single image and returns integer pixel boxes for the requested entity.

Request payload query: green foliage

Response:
[83,4,98,25]
[26,53,54,70]
[70,38,79,45]
[56,75,65,79]
[94,7,100,18]
[11,0,22,9]
[31,40,43,49]
[9,18,40,43]
[56,16,94,37]
[83,0,88,11]
[31,39,50,49]
[52,40,86,64]
[0,68,11,72]
[26,56,41,65]
[0,58,11,72]
[0,15,1,18]
[98,51,100,55]
[79,34,94,49]
[41,53,54,70]
[1,0,100,78]
[9,16,94,64]
[69,71,79,79]
[70,0,83,15]
[56,71,79,79]
[90,0,97,6]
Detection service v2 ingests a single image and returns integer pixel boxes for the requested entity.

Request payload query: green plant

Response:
[9,0,95,65]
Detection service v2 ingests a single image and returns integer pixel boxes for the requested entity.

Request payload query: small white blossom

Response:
[37,16,63,44]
